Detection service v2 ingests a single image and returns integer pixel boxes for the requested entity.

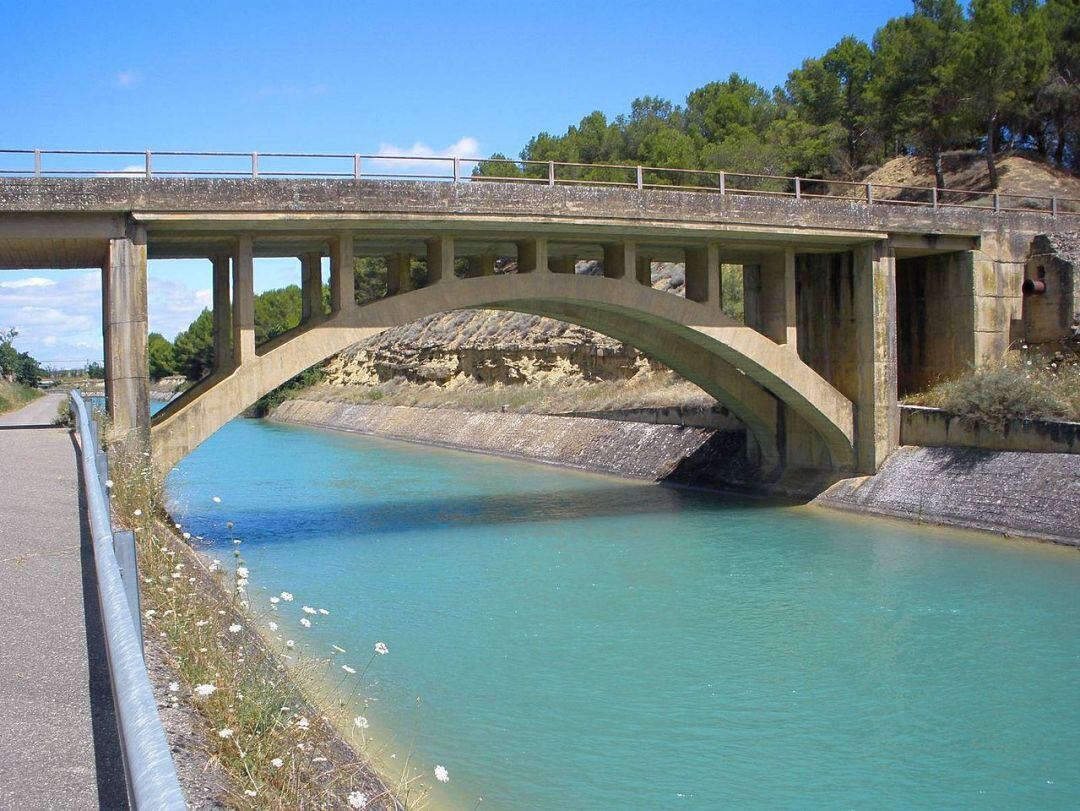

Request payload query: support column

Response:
[635,255,652,286]
[232,235,256,366]
[467,254,496,278]
[758,248,797,345]
[550,255,576,274]
[387,253,413,295]
[516,237,549,273]
[603,240,636,280]
[330,236,355,312]
[211,255,232,371]
[426,236,455,284]
[103,224,149,446]
[685,243,720,305]
[854,241,899,474]
[300,252,323,322]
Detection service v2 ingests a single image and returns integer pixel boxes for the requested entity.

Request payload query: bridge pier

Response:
[300,252,323,323]
[853,241,899,473]
[517,237,549,274]
[102,225,150,447]
[387,252,414,293]
[232,235,256,365]
[603,240,636,281]
[684,243,720,306]
[427,236,455,283]
[212,254,232,370]
[467,253,496,278]
[330,236,355,311]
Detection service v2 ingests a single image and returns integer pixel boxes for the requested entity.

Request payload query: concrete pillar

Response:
[232,235,256,366]
[467,254,497,278]
[300,252,323,322]
[211,254,232,371]
[426,236,455,284]
[550,255,576,274]
[103,225,149,446]
[635,256,652,286]
[330,236,355,312]
[758,248,797,345]
[853,241,899,473]
[516,237,549,274]
[387,253,413,295]
[603,240,636,280]
[685,244,720,305]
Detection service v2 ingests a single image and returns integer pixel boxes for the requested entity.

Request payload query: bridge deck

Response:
[0,393,127,808]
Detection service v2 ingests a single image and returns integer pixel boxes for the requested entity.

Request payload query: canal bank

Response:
[270,398,1080,546]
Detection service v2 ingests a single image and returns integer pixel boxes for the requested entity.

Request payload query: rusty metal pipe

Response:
[1022,278,1046,295]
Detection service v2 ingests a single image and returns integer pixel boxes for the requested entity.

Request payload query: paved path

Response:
[0,393,127,809]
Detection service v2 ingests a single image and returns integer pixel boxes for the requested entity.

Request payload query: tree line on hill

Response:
[478,0,1079,190]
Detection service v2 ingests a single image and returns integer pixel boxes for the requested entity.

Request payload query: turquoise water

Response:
[166,417,1080,809]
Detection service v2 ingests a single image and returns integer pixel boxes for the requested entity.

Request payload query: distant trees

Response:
[148,332,178,380]
[479,1,1078,189]
[0,328,44,387]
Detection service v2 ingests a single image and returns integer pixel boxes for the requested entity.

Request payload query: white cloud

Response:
[0,277,57,289]
[370,137,481,178]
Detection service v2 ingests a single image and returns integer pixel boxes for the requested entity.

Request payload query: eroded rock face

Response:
[326,263,690,389]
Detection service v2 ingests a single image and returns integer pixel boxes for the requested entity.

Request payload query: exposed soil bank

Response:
[817,445,1080,547]
[271,398,748,481]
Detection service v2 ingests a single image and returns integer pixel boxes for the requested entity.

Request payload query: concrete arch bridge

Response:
[0,173,1055,488]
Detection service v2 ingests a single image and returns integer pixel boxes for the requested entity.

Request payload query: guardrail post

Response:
[865,183,873,205]
[548,161,556,186]
[993,192,1000,212]
[719,171,726,195]
[144,151,152,180]
[33,149,41,177]
[636,166,644,190]
[353,153,361,180]
[794,177,801,200]
[251,151,259,178]
[453,157,460,182]
[1052,197,1058,217]
[112,530,142,656]
[932,187,938,209]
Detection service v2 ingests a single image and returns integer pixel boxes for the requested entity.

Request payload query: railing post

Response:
[719,171,726,195]
[251,151,259,178]
[636,165,644,190]
[865,183,873,205]
[1052,197,1058,217]
[794,177,801,200]
[144,150,152,180]
[993,192,1000,212]
[453,157,460,183]
[932,186,938,209]
[547,160,555,186]
[112,529,143,656]
[33,149,41,177]
[353,153,361,180]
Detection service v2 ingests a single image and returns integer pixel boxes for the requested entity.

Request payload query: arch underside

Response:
[151,274,855,476]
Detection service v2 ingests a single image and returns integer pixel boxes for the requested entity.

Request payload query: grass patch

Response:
[904,350,1080,431]
[103,434,417,809]
[0,379,42,414]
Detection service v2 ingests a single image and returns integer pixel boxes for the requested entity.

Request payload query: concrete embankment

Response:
[271,398,747,481]
[816,445,1080,546]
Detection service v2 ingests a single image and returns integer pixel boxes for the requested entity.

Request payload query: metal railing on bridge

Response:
[70,391,187,810]
[1,147,1077,217]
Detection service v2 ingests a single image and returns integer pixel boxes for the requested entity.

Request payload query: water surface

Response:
[167,417,1080,809]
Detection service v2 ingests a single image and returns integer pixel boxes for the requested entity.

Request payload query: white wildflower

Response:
[105,479,114,489]
[300,618,311,628]
[217,728,233,739]
[296,717,309,729]
[302,605,317,615]
[434,764,450,783]
[280,591,294,602]
[268,621,278,631]
[236,566,249,579]
[196,620,209,627]
[269,596,280,604]
[144,609,156,618]
[133,509,142,517]
[270,757,284,769]
[374,642,389,655]
[354,716,369,730]
[244,790,257,798]
[193,683,216,698]
[347,790,369,809]
[182,532,191,540]
[318,608,329,615]
[212,496,222,503]
[174,522,181,529]
[342,664,356,674]
[168,681,179,692]
[286,640,295,648]
[229,624,242,633]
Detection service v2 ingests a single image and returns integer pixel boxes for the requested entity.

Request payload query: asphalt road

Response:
[0,393,127,809]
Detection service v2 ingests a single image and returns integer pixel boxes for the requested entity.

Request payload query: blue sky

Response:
[0,0,911,367]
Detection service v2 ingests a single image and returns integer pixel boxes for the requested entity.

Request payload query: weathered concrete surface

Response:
[816,444,1080,546]
[271,398,725,481]
[902,405,1080,454]
[0,394,127,809]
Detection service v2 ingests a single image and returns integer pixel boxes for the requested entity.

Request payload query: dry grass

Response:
[302,369,713,415]
[0,379,41,414]
[103,432,419,810]
[904,348,1080,431]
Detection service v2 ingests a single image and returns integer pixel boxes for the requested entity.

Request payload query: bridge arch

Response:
[151,273,855,479]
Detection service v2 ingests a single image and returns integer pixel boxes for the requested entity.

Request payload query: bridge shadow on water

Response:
[206,481,778,549]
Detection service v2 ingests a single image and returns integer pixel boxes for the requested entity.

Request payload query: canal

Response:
[165,416,1080,809]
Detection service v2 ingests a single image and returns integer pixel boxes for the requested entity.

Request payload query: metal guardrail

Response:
[70,391,186,810]
[1,147,1076,217]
